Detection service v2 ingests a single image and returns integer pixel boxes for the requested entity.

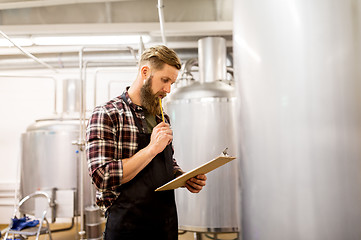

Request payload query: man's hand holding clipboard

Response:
[155,149,236,191]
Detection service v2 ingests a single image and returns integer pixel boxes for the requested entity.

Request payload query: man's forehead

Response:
[155,66,179,79]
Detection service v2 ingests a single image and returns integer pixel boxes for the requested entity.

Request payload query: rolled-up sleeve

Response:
[86,106,123,191]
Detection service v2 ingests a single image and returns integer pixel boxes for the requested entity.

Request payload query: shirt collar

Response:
[123,87,143,112]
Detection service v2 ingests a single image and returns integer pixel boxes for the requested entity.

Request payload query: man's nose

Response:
[163,83,171,93]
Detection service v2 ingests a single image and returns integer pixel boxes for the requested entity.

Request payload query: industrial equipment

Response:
[19,79,98,237]
[166,37,240,235]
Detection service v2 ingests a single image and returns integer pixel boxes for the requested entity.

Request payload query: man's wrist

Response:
[146,144,158,159]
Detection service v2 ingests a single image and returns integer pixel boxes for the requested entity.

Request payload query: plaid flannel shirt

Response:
[86,89,182,210]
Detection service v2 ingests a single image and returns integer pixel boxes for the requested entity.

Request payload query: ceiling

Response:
[0,0,233,69]
[0,0,232,25]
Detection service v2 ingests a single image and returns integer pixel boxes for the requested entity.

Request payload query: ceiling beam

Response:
[0,21,233,36]
[0,0,133,10]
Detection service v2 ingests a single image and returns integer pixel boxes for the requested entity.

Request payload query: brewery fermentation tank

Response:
[166,37,239,232]
[20,79,93,219]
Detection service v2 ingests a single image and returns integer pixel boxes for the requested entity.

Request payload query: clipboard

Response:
[155,152,236,192]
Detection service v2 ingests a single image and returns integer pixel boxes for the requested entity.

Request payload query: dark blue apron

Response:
[104,94,178,240]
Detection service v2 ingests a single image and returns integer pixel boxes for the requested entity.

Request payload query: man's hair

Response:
[139,45,182,71]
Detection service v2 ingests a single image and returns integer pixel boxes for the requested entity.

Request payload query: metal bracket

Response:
[222,148,229,157]
[72,140,85,151]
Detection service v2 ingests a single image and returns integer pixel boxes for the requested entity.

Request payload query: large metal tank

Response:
[20,79,93,219]
[233,0,361,239]
[166,37,239,232]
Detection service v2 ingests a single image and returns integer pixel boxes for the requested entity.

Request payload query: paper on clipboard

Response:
[155,155,236,191]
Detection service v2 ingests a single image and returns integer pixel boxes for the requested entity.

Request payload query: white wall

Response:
[0,66,137,223]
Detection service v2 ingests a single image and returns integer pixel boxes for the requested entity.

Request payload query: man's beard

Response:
[140,75,165,116]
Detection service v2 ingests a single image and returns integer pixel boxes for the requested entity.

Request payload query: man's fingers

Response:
[185,182,201,193]
[195,174,207,181]
[189,177,206,186]
[186,178,205,189]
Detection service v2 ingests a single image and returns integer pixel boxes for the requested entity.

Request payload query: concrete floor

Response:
[1,222,239,240]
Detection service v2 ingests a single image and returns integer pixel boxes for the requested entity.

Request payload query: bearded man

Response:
[86,45,207,240]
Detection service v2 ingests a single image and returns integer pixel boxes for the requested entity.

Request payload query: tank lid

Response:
[169,81,234,100]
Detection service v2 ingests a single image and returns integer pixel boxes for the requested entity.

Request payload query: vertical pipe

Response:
[139,35,145,59]
[157,0,167,45]
[233,0,361,239]
[78,48,85,240]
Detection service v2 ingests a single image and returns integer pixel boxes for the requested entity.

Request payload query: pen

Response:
[159,98,165,122]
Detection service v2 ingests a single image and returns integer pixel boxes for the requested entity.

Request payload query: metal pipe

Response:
[79,150,86,240]
[78,47,86,240]
[127,46,138,62]
[0,30,58,73]
[182,58,198,75]
[0,75,57,114]
[15,191,52,217]
[50,218,75,233]
[175,58,198,89]
[138,36,145,60]
[157,0,167,45]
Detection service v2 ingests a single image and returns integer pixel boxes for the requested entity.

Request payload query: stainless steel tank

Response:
[166,37,239,232]
[233,0,361,239]
[20,79,93,219]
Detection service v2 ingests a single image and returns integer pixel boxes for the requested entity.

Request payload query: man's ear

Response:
[141,65,150,79]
